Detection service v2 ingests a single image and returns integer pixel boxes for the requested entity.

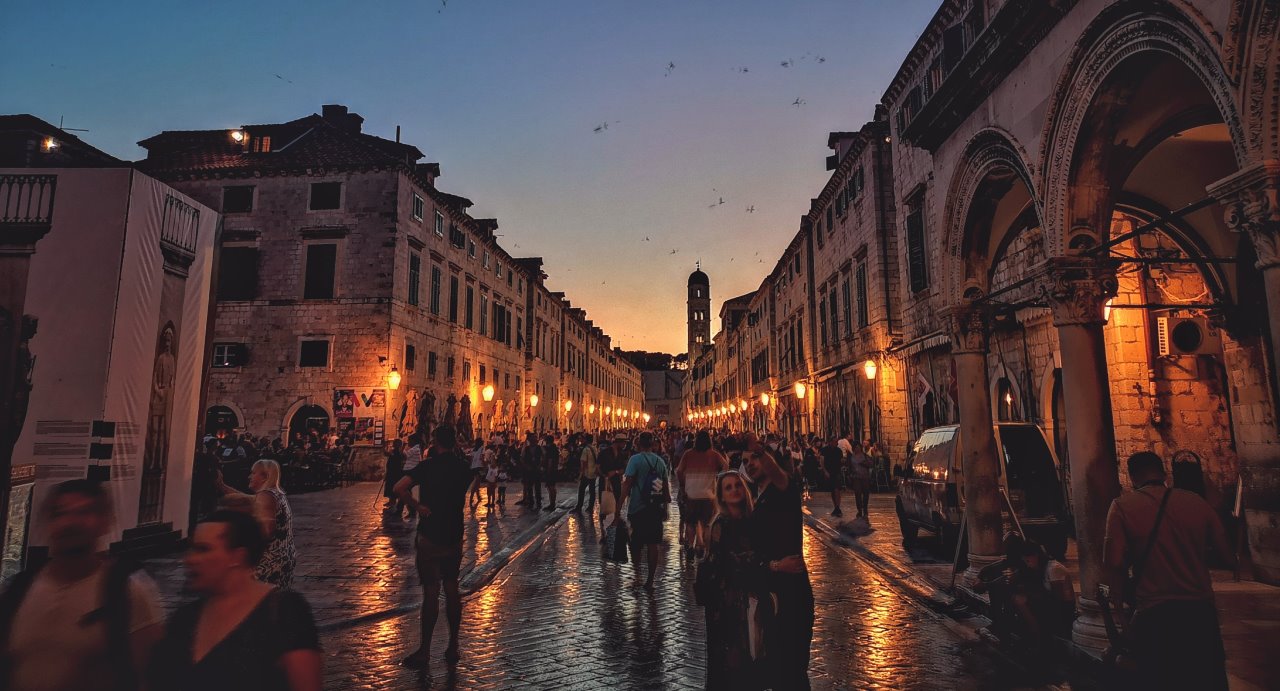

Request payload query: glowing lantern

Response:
[863,359,877,380]
[482,384,495,402]
[388,366,401,390]
[794,382,807,399]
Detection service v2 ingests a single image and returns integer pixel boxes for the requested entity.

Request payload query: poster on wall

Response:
[334,388,387,445]
[334,389,355,418]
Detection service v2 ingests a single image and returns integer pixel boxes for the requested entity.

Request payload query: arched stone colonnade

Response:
[918,1,1280,652]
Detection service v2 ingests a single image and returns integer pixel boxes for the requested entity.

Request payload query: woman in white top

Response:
[676,431,729,557]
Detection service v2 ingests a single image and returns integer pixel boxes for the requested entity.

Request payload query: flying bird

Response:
[644,237,650,242]
[746,206,755,213]
[792,98,806,107]
[274,74,293,84]
[670,249,678,255]
[733,66,750,74]
[781,59,793,68]
[817,56,827,64]
[665,61,676,77]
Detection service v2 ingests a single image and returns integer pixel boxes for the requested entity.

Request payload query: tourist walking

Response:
[468,438,487,509]
[617,432,670,591]
[395,425,474,668]
[0,479,164,691]
[384,439,407,518]
[149,510,322,690]
[517,432,543,508]
[1103,451,1233,690]
[744,448,814,690]
[849,441,873,519]
[218,459,297,588]
[574,433,599,513]
[542,434,561,512]
[676,430,727,557]
[820,437,845,518]
[699,470,759,690]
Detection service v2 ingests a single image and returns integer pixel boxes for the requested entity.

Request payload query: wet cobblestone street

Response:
[323,499,1051,690]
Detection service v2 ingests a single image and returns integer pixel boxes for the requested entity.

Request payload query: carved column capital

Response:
[943,301,990,355]
[1209,161,1280,270]
[1042,256,1119,328]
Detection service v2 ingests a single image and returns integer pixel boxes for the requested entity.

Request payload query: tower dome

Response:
[688,265,709,286]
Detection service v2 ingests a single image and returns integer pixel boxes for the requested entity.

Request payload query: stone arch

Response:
[1221,0,1280,158]
[205,400,247,434]
[280,396,334,440]
[1040,2,1250,256]
[988,360,1024,422]
[941,128,1042,306]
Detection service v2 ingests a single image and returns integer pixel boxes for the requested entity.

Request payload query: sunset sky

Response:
[2,0,938,354]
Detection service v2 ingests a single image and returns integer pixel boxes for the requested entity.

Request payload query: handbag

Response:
[603,521,630,563]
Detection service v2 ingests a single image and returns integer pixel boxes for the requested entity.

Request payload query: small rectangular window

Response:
[428,351,438,379]
[447,356,456,379]
[405,344,416,371]
[463,361,472,382]
[479,364,487,384]
[468,240,476,258]
[211,343,245,368]
[299,340,329,368]
[412,194,424,221]
[222,186,254,213]
[309,182,341,211]
[856,263,869,328]
[434,211,445,237]
[825,205,834,232]
[480,294,489,336]
[304,244,337,299]
[906,200,930,293]
[449,224,466,249]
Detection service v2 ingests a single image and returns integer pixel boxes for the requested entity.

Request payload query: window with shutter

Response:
[303,244,336,299]
[408,253,421,306]
[448,275,459,322]
[856,262,869,327]
[429,265,442,314]
[841,277,852,338]
[906,203,929,293]
[217,246,258,301]
[309,182,341,211]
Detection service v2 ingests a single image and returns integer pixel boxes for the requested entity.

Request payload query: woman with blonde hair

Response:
[217,458,297,587]
[697,470,758,689]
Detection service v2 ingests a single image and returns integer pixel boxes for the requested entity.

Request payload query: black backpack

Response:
[0,557,144,691]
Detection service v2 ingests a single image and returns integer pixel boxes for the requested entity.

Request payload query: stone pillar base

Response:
[1071,596,1111,657]
[960,553,1001,588]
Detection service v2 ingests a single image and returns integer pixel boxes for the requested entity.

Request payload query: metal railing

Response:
[0,174,57,226]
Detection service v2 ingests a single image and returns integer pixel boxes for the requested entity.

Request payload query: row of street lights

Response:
[685,358,880,424]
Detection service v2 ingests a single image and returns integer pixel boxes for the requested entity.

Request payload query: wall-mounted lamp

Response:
[760,393,771,407]
[564,399,573,413]
[588,403,596,414]
[530,394,539,408]
[794,381,807,399]
[387,365,401,390]
[230,130,245,143]
[482,384,495,402]
[642,413,651,423]
[1103,297,1115,323]
[863,359,877,380]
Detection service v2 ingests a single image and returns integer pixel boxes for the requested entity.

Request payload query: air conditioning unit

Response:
[1155,314,1221,356]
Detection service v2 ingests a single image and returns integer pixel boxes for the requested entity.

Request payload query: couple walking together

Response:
[696,437,814,691]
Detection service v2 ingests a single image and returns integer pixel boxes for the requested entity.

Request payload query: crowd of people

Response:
[0,417,1238,690]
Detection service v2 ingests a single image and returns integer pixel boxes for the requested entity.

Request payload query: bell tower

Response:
[687,263,710,357]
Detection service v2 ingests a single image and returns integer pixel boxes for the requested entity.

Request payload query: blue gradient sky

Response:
[2,0,938,354]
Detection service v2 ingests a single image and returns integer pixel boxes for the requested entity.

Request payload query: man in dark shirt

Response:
[597,435,629,511]
[819,437,845,518]
[395,425,473,669]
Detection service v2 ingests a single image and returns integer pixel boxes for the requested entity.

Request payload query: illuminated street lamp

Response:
[1103,297,1115,323]
[564,399,573,413]
[42,137,59,152]
[794,381,807,399]
[588,403,596,414]
[739,400,747,412]
[760,393,771,407]
[387,366,401,390]
[482,384,495,402]
[643,413,651,423]
[863,359,877,380]
[605,405,612,415]
[230,129,245,143]
[530,394,539,408]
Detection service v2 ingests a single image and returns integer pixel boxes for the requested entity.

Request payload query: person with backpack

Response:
[0,479,164,691]
[574,433,599,513]
[616,432,670,591]
[1103,451,1233,690]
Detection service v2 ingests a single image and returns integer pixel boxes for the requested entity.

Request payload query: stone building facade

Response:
[139,104,643,450]
[682,0,1280,653]
[877,0,1280,648]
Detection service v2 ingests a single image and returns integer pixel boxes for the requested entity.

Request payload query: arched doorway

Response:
[288,405,330,446]
[204,405,239,438]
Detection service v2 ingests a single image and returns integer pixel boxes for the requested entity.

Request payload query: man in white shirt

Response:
[0,479,163,691]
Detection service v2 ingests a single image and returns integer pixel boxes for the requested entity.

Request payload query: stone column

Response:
[943,300,1003,584]
[0,188,53,545]
[1209,161,1280,585]
[1043,255,1121,654]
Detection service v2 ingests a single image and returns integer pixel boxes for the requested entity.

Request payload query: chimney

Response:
[321,104,363,133]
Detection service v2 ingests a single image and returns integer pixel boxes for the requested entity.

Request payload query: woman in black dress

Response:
[150,510,321,691]
[700,469,759,690]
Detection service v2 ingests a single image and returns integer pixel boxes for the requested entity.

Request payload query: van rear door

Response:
[996,425,1064,520]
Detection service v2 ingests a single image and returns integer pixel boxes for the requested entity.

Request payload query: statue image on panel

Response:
[138,321,177,524]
